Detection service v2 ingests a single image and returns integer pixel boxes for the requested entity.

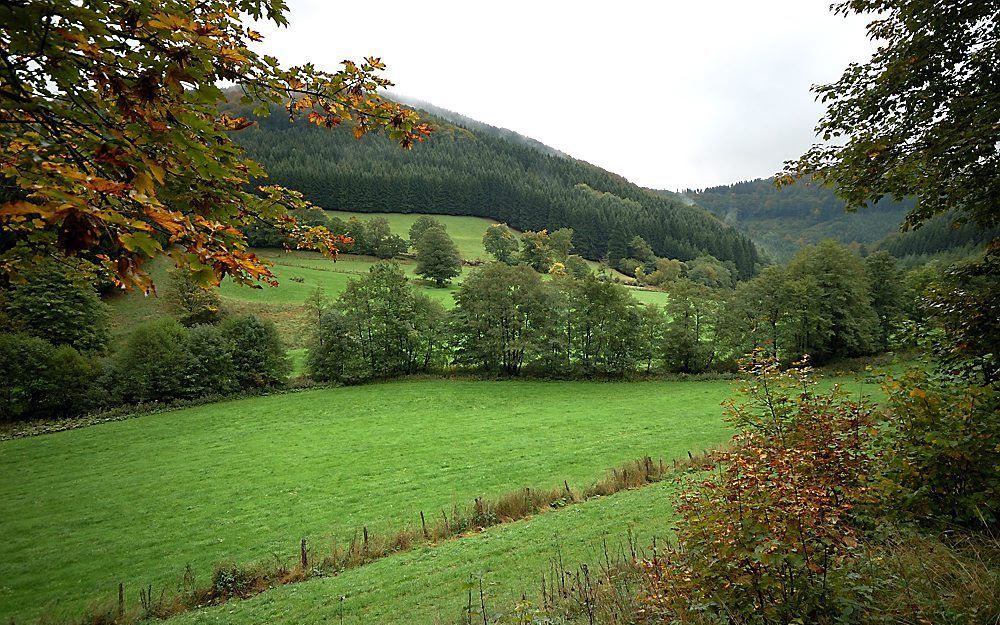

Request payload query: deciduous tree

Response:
[414,226,461,286]
[781,0,999,231]
[0,1,430,291]
[482,223,519,265]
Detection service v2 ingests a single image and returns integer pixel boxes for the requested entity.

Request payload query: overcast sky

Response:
[252,1,876,190]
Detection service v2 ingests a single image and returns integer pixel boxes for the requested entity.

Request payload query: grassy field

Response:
[170,480,682,625]
[217,252,461,307]
[107,249,666,349]
[104,209,666,346]
[0,375,884,623]
[326,211,500,260]
[0,378,739,622]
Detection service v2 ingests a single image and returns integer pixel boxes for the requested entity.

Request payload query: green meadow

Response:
[326,210,500,261]
[169,480,682,625]
[105,211,667,347]
[0,375,882,623]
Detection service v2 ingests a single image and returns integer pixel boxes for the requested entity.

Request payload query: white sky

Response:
[252,1,875,190]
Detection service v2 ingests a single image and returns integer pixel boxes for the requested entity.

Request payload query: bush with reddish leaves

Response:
[641,353,880,624]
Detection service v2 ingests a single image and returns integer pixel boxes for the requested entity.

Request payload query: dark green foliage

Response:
[637,304,666,373]
[231,106,760,277]
[407,215,444,246]
[307,310,364,383]
[413,226,461,286]
[716,266,789,362]
[627,235,656,266]
[662,279,717,373]
[169,267,224,326]
[452,263,555,375]
[617,258,642,278]
[0,264,110,354]
[115,318,193,403]
[184,325,236,396]
[361,217,408,259]
[563,254,590,279]
[451,266,645,377]
[0,333,98,421]
[320,262,446,380]
[785,0,999,232]
[923,253,999,384]
[548,228,574,263]
[864,251,906,351]
[221,315,290,389]
[785,240,879,363]
[482,223,518,264]
[561,274,642,376]
[880,252,999,530]
[715,241,882,365]
[878,213,999,260]
[883,368,1000,529]
[690,176,912,261]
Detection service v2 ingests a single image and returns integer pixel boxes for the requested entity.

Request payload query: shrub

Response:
[642,353,879,624]
[210,563,263,601]
[221,314,290,389]
[184,324,236,396]
[114,318,193,403]
[0,263,110,353]
[0,332,98,420]
[307,310,364,383]
[882,367,1000,529]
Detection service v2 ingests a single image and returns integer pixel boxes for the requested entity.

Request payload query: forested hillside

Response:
[877,212,999,262]
[232,105,760,278]
[685,177,913,261]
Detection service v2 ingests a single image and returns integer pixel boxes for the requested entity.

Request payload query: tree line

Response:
[0,264,289,422]
[0,237,915,422]
[309,240,916,383]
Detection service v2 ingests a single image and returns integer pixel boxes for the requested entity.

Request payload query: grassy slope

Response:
[171,480,682,625]
[327,210,499,261]
[0,379,735,622]
[106,224,666,349]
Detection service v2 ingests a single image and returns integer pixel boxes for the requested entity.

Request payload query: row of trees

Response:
[0,238,914,421]
[245,209,410,259]
[0,263,289,421]
[309,240,912,383]
[483,224,590,277]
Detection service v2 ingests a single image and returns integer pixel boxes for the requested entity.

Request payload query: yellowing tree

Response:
[0,1,431,291]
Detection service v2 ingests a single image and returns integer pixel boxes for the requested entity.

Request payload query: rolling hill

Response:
[685,178,997,263]
[682,177,914,262]
[227,100,761,278]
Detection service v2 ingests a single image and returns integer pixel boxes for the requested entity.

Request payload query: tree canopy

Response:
[782,0,999,232]
[232,107,761,278]
[0,0,430,291]
[414,226,461,286]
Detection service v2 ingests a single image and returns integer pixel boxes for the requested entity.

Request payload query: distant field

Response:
[326,210,500,260]
[0,378,738,622]
[104,209,664,345]
[217,251,461,308]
